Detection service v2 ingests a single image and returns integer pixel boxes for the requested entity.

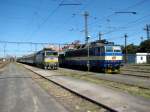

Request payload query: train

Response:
[59,40,123,73]
[17,48,59,69]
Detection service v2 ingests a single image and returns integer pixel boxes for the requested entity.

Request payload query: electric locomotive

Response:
[17,48,59,70]
[35,48,58,69]
[59,40,123,72]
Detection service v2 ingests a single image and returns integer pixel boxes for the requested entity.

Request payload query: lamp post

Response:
[115,12,137,15]
[114,11,137,64]
[83,11,91,72]
[87,36,90,72]
[124,34,128,64]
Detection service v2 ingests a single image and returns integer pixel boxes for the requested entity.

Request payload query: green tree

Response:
[122,44,138,54]
[138,39,150,52]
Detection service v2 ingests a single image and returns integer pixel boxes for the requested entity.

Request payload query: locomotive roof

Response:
[36,48,57,53]
[63,40,121,53]
[43,48,56,51]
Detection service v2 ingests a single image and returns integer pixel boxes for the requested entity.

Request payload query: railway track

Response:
[120,70,150,78]
[122,64,150,70]
[120,64,150,78]
[121,69,150,73]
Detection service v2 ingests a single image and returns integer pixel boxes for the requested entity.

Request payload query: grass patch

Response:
[55,69,150,99]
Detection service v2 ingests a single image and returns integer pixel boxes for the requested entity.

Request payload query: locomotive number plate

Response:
[112,56,116,60]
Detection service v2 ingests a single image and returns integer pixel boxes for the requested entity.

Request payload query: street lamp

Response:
[87,36,91,72]
[114,11,137,64]
[115,11,137,15]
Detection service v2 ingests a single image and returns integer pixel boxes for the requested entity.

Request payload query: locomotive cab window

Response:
[114,49,121,52]
[46,52,58,56]
[113,46,121,52]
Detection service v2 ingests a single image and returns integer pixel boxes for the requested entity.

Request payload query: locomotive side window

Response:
[101,47,104,53]
[97,47,105,55]
[106,46,113,52]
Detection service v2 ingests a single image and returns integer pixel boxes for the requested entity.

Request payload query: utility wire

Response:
[25,0,43,39]
[88,0,148,27]
[103,14,150,35]
[77,0,149,39]
[63,0,92,30]
[29,0,65,38]
[123,0,147,11]
[89,13,150,41]
[88,0,149,41]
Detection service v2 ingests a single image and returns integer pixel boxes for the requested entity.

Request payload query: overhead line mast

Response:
[83,11,90,72]
[124,34,128,64]
[84,11,89,44]
[144,24,150,40]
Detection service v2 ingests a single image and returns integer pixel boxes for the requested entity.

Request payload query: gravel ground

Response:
[0,61,9,69]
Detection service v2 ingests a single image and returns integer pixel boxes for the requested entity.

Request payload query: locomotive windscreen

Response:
[113,46,121,52]
[105,46,121,52]
[46,51,58,56]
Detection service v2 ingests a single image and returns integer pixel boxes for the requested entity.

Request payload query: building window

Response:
[141,57,143,60]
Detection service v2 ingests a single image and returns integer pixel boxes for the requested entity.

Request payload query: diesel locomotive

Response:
[17,48,58,69]
[59,40,123,73]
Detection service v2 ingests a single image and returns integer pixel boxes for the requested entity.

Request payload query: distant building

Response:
[136,53,147,64]
[0,58,6,62]
[2,58,6,62]
[126,53,150,64]
[126,54,136,64]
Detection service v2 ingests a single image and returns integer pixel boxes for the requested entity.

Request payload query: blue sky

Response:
[0,0,150,57]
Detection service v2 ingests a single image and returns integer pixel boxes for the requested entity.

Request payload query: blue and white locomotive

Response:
[59,40,123,73]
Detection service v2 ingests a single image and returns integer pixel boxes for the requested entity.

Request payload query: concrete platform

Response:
[24,64,150,112]
[0,63,68,112]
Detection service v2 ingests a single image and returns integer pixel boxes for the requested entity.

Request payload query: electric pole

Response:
[3,43,7,58]
[144,24,150,40]
[84,11,90,72]
[84,11,89,44]
[141,36,144,42]
[124,34,128,64]
[99,32,102,40]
